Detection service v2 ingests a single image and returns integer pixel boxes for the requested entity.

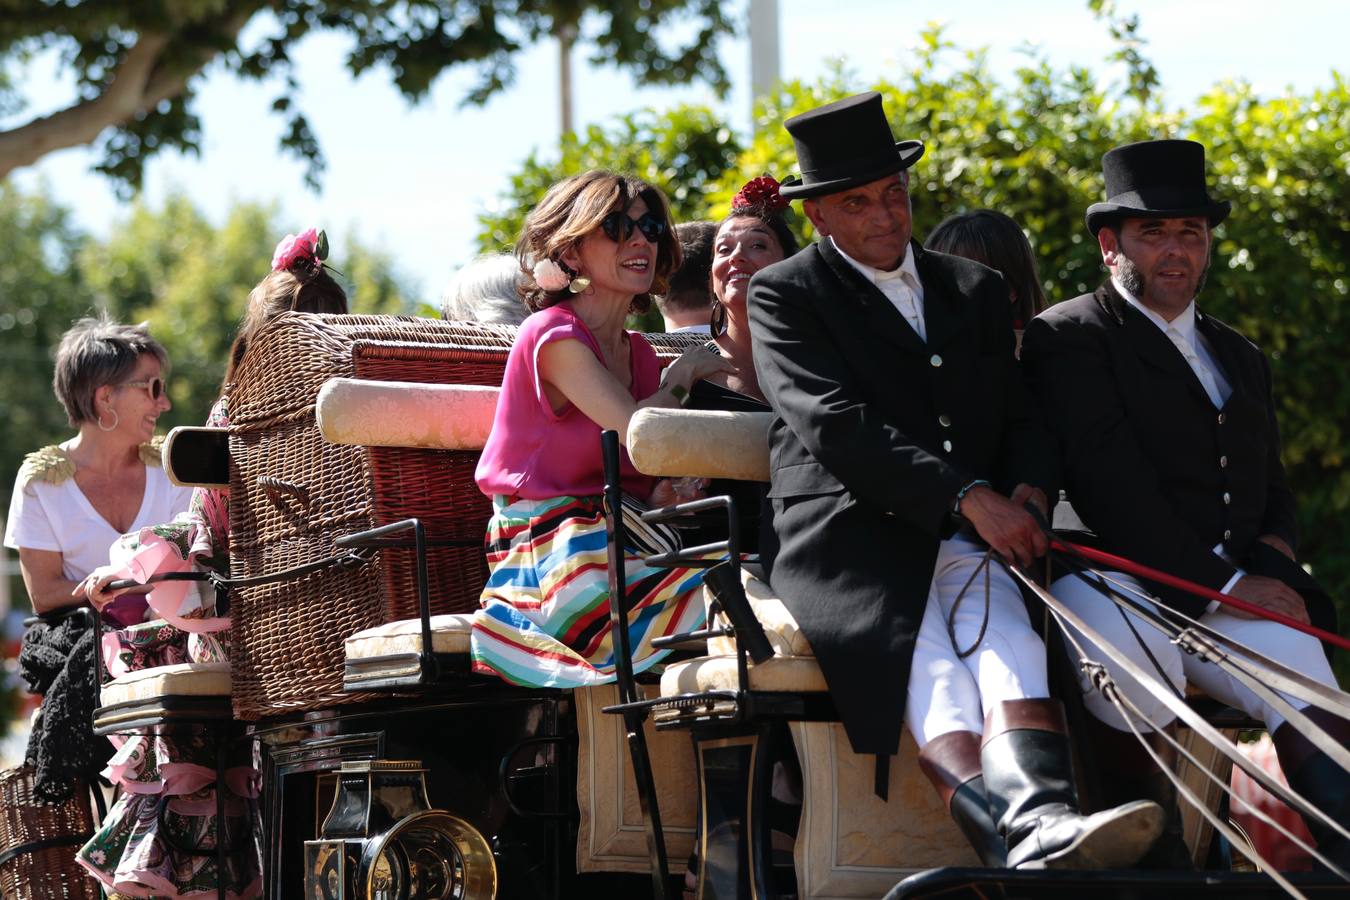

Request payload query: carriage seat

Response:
[342,613,476,689]
[659,566,827,696]
[94,661,232,733]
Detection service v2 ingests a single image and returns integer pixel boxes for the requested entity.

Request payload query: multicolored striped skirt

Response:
[471,494,710,688]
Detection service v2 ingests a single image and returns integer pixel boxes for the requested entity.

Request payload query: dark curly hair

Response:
[708,200,799,334]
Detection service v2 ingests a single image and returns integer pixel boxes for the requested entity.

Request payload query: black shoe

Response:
[981,699,1163,870]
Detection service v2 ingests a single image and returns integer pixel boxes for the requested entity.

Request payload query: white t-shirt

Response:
[4,458,194,583]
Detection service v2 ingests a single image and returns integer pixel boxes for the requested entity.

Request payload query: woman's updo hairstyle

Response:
[516,170,682,314]
[709,176,800,335]
[720,175,799,258]
[224,230,349,386]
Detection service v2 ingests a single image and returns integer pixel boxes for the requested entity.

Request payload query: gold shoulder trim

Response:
[139,435,166,468]
[18,445,75,488]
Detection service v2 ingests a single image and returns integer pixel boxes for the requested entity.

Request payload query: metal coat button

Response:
[1217,412,1227,425]
[1223,492,1232,505]
[930,354,943,367]
[939,414,952,428]
[942,440,953,452]
[1219,455,1228,468]
[1223,529,1233,541]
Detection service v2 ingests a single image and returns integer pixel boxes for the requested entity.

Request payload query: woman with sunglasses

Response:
[66,229,347,898]
[471,170,732,687]
[5,316,191,623]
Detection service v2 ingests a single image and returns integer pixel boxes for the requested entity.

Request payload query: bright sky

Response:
[6,0,1346,303]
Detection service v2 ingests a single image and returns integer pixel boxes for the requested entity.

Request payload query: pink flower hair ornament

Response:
[271,227,330,272]
[532,257,572,292]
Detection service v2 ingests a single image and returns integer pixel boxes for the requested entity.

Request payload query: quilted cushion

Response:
[706,569,814,659]
[344,613,474,660]
[100,661,231,706]
[659,654,828,695]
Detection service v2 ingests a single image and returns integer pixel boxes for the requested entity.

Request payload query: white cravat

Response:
[1112,277,1232,408]
[874,268,926,341]
[1165,326,1225,408]
[832,237,927,341]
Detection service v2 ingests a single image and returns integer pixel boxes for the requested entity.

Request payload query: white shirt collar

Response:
[1112,276,1197,342]
[831,237,924,299]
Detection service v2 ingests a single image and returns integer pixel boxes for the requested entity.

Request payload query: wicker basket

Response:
[0,766,99,900]
[225,313,701,720]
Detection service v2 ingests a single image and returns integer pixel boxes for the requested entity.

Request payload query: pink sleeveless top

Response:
[475,303,661,500]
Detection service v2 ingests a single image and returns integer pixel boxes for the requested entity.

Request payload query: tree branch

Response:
[0,7,255,180]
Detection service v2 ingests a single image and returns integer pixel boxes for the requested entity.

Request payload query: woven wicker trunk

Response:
[225,312,699,720]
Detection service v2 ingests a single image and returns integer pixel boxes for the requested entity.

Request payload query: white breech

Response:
[905,537,1051,748]
[1050,570,1337,733]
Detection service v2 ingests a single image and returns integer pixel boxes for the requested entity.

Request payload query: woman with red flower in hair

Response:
[681,176,800,556]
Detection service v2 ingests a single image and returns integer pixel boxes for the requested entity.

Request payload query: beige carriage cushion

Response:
[627,407,771,482]
[316,378,500,450]
[706,569,814,659]
[100,662,231,707]
[343,613,475,659]
[660,654,828,695]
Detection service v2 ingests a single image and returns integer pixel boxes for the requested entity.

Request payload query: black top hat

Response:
[1085,139,1231,235]
[779,92,925,200]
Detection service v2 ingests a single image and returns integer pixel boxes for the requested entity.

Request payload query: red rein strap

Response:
[1052,538,1350,654]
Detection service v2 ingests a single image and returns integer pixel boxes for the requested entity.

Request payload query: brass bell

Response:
[304,759,497,899]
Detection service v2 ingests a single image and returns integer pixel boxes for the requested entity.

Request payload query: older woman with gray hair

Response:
[5,315,192,622]
[440,253,529,325]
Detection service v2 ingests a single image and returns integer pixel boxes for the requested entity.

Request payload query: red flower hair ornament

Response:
[732,175,789,213]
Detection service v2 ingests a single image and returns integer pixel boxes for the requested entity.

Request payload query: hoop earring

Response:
[97,409,120,432]
[709,300,728,337]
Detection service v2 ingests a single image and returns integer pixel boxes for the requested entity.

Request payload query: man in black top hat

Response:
[748,91,1163,870]
[1022,138,1349,867]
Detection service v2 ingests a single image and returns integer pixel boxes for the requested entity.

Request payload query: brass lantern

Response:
[304,759,497,899]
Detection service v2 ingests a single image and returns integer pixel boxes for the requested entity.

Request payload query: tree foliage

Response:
[0,185,415,592]
[477,25,1350,657]
[475,103,743,253]
[0,182,95,524]
[474,103,742,328]
[0,0,736,191]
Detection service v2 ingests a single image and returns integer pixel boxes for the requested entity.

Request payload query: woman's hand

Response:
[663,345,735,393]
[649,477,710,508]
[75,566,133,610]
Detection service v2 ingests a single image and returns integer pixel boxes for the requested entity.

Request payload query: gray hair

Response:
[440,254,529,325]
[53,314,169,426]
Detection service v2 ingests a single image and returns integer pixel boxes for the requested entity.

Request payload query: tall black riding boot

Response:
[1272,707,1350,870]
[917,730,1007,867]
[1082,716,1194,869]
[980,699,1164,869]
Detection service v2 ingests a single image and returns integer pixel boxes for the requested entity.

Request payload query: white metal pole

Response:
[749,0,781,128]
[559,23,577,138]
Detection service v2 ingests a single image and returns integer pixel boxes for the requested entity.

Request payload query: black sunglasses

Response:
[601,210,667,244]
[119,376,166,400]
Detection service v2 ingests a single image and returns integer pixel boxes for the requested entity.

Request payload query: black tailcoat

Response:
[748,239,1055,755]
[1021,283,1334,640]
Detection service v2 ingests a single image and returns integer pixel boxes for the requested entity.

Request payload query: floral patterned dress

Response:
[76,399,262,899]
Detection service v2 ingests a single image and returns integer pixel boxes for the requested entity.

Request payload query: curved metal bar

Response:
[1094,666,1333,879]
[1093,674,1315,899]
[1054,539,1350,654]
[1055,553,1350,733]
[1006,562,1350,857]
